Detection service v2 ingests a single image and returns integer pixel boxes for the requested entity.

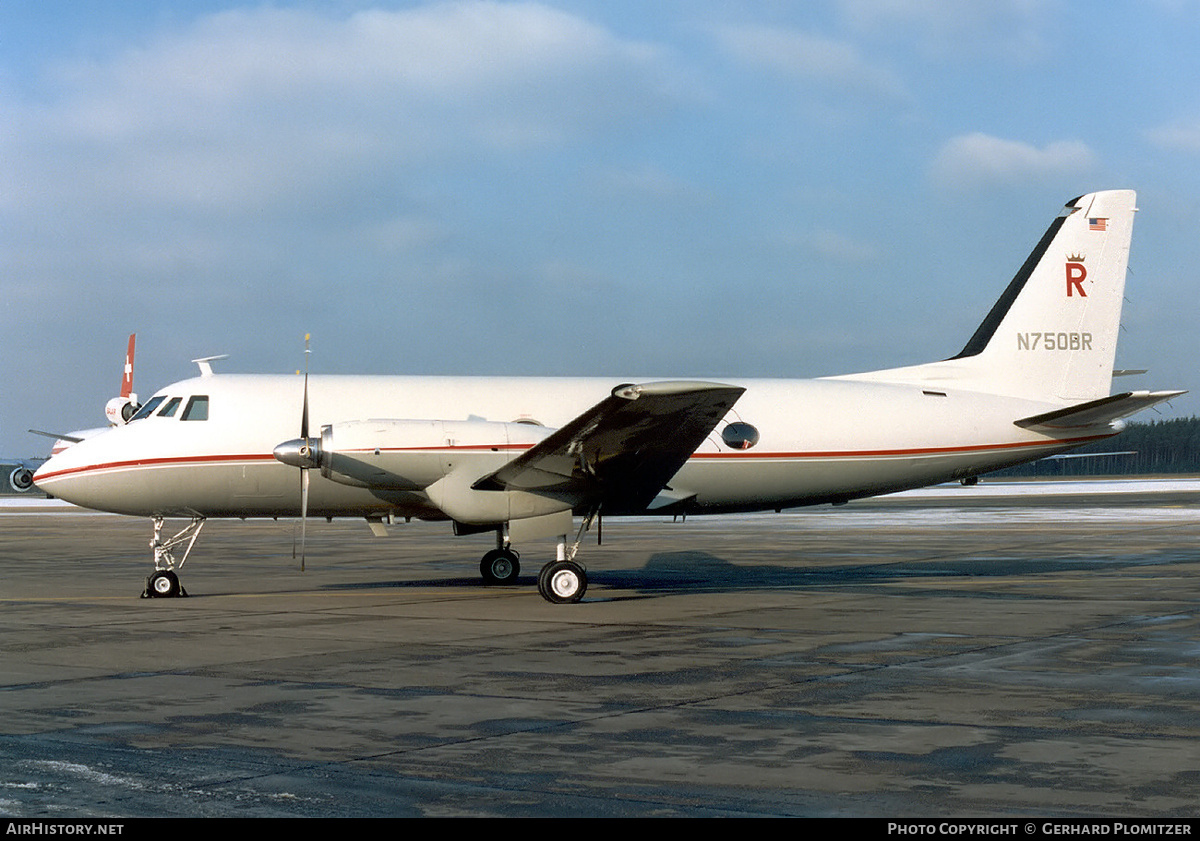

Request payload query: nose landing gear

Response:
[141,516,204,598]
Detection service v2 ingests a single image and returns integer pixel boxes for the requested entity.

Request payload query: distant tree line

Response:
[994,416,1200,477]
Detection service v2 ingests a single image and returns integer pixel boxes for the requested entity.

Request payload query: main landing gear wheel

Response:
[144,569,185,599]
[538,560,587,604]
[480,548,520,584]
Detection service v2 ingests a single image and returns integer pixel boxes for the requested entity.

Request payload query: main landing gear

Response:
[480,546,521,584]
[477,546,587,602]
[534,507,597,604]
[538,559,587,604]
[142,516,205,598]
[478,514,594,604]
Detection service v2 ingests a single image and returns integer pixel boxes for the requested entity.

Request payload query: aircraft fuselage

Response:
[33,372,1105,520]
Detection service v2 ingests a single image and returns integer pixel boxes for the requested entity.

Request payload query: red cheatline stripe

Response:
[35,452,277,483]
[34,433,1110,484]
[691,433,1111,459]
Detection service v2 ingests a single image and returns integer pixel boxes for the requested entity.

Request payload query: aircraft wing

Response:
[472,381,744,512]
[28,429,86,444]
[1014,390,1186,431]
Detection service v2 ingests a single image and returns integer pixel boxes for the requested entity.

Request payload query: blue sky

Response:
[3,1,1197,455]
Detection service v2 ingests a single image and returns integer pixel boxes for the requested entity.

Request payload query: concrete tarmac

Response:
[1,483,1198,817]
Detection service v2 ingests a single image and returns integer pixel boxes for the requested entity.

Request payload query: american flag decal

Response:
[1089,217,1108,231]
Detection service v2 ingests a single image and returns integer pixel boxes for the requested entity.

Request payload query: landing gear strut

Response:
[534,506,598,604]
[142,516,204,598]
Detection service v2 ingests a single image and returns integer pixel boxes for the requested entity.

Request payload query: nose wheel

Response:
[145,569,185,599]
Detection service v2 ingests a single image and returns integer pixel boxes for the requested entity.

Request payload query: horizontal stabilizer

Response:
[473,381,744,512]
[1014,390,1186,431]
[1042,450,1136,460]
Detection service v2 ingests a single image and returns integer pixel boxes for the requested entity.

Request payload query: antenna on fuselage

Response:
[192,354,229,377]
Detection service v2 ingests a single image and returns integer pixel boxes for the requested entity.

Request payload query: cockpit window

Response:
[128,394,209,421]
[130,395,166,421]
[157,397,183,417]
[181,395,209,421]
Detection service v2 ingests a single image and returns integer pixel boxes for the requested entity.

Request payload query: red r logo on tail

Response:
[1065,258,1087,297]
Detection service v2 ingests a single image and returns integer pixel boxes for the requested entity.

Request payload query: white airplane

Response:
[4,334,140,494]
[33,191,1183,603]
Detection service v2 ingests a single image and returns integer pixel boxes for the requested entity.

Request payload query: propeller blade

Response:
[300,333,311,440]
[299,467,309,573]
[294,333,312,572]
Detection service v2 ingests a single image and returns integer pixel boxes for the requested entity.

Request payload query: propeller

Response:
[272,334,318,571]
[298,333,311,571]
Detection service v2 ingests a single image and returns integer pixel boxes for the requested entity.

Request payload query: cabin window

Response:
[157,397,182,417]
[721,421,760,450]
[181,395,209,421]
[130,396,166,421]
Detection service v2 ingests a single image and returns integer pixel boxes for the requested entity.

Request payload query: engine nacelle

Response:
[315,418,554,492]
[105,394,140,426]
[8,465,35,493]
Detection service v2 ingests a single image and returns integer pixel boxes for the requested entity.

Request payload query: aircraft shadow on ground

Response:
[318,548,1175,598]
[590,550,1168,596]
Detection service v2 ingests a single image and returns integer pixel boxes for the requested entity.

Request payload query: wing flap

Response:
[1014,390,1186,431]
[473,380,744,512]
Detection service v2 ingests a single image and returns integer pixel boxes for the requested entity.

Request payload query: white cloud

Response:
[836,0,1050,61]
[1146,118,1200,153]
[930,132,1097,190]
[1,3,677,216]
[712,24,907,102]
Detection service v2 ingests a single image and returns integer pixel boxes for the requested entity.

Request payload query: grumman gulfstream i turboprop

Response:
[34,191,1183,603]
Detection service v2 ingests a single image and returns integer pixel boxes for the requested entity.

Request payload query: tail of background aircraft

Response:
[105,333,139,425]
[29,333,142,458]
[839,190,1139,404]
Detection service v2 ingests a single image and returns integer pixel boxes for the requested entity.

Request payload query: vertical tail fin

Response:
[104,333,140,425]
[838,190,1137,403]
[950,190,1136,401]
[120,333,136,399]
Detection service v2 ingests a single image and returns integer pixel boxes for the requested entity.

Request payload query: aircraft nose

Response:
[32,460,53,489]
[31,440,99,504]
[29,435,127,513]
[32,457,70,500]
